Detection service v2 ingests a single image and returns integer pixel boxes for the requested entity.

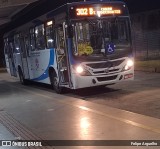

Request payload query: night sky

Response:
[124,0,160,13]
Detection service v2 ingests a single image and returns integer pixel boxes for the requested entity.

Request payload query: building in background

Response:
[131,9,160,60]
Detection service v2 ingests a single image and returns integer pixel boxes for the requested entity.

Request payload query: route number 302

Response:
[76,8,88,16]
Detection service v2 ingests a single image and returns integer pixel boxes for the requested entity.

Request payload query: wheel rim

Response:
[53,77,59,89]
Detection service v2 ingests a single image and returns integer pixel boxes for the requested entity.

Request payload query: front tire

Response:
[51,73,64,94]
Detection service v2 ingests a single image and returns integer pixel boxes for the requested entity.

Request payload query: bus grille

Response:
[86,59,124,69]
[93,69,119,74]
[96,75,117,82]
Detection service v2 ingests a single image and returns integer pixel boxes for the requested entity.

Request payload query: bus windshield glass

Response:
[72,18,131,60]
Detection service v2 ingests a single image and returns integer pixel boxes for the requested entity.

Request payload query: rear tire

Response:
[18,68,27,85]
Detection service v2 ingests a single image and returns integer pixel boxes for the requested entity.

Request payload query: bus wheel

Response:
[18,69,26,85]
[52,76,64,94]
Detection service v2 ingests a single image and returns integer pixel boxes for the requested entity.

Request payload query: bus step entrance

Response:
[59,67,69,85]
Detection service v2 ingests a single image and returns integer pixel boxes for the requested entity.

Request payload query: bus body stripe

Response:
[31,49,54,81]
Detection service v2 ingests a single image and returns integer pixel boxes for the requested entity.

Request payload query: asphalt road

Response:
[0,71,160,149]
[68,71,160,119]
[1,71,160,119]
[0,72,160,119]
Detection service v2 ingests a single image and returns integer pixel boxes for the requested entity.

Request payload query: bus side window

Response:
[8,42,14,57]
[35,24,46,50]
[46,24,55,48]
[4,39,9,55]
[14,34,21,53]
[24,35,31,56]
[30,28,36,51]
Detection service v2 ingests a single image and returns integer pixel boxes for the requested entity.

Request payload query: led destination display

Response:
[76,7,121,16]
[69,3,128,19]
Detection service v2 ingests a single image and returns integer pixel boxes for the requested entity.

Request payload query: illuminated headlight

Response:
[76,65,84,74]
[127,59,134,67]
[74,65,91,76]
[123,59,134,71]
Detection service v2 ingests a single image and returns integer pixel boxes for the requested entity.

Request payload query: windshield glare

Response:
[72,18,131,59]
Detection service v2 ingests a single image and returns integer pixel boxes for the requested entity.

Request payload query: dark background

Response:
[0,0,160,67]
[1,0,160,33]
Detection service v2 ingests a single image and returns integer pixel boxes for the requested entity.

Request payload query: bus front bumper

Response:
[71,68,134,89]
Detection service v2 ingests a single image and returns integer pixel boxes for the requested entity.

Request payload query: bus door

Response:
[8,41,17,77]
[20,36,30,79]
[56,23,72,87]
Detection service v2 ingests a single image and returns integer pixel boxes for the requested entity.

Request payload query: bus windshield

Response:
[72,18,131,60]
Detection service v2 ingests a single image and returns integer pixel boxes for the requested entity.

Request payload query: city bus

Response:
[4,0,134,93]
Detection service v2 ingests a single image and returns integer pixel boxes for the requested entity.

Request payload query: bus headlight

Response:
[123,59,134,71]
[76,65,84,74]
[74,65,91,76]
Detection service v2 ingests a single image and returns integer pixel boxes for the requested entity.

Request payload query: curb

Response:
[0,68,7,73]
[135,67,160,73]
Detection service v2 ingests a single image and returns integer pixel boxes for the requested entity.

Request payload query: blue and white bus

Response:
[4,0,134,93]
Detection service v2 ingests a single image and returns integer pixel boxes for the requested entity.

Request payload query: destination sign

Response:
[76,7,121,16]
[69,3,128,19]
